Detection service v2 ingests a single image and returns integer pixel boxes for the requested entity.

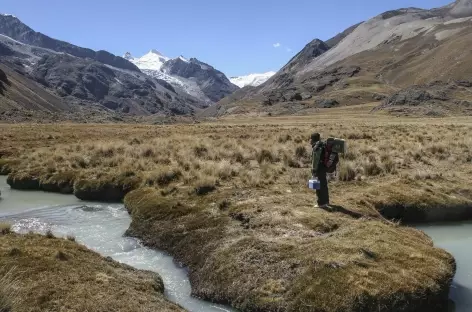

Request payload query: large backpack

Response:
[323,139,340,173]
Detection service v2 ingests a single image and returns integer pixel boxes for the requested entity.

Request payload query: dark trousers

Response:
[316,168,329,206]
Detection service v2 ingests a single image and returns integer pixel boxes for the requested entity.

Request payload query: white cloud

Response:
[273,43,281,48]
[286,47,292,52]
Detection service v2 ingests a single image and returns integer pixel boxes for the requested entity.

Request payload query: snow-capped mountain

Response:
[124,49,170,71]
[230,71,276,88]
[124,50,238,103]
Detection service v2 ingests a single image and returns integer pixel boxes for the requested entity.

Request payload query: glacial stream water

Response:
[0,177,235,312]
[416,222,472,312]
[1,176,471,312]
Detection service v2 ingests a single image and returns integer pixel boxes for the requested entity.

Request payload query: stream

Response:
[1,176,471,311]
[416,222,472,312]
[0,176,235,312]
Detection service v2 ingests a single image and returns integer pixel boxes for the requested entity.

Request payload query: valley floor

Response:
[1,105,471,311]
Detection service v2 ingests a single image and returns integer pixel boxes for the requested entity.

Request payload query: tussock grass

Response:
[0,112,470,312]
[0,233,184,312]
[125,187,455,312]
[0,267,19,312]
[0,224,11,236]
[2,120,471,216]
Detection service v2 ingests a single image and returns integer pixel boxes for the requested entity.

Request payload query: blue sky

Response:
[2,0,452,77]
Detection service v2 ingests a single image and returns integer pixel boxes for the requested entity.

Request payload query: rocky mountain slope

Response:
[229,71,276,88]
[0,14,138,72]
[0,15,208,121]
[212,0,472,117]
[161,57,239,103]
[125,50,239,104]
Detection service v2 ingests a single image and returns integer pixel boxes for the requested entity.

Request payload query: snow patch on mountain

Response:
[178,55,189,63]
[230,71,276,88]
[125,49,170,71]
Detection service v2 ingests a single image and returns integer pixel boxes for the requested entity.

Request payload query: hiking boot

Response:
[320,204,334,211]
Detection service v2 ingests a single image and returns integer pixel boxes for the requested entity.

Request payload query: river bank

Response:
[417,222,472,312]
[1,117,471,311]
[0,177,235,312]
[0,232,184,312]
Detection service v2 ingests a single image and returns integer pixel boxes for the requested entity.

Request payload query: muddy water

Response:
[0,177,235,312]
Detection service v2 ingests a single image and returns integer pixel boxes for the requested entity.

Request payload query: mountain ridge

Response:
[124,50,238,103]
[210,0,472,117]
[0,14,139,72]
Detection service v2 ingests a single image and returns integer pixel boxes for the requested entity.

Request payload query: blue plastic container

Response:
[308,179,320,190]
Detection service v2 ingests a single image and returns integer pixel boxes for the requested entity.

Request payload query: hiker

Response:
[310,133,340,208]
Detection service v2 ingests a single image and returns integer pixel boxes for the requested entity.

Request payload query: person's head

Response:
[310,133,321,145]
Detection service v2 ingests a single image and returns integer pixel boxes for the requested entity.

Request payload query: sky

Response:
[2,0,452,77]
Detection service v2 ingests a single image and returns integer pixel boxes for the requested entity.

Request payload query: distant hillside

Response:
[211,0,472,117]
[0,14,139,72]
[0,15,209,121]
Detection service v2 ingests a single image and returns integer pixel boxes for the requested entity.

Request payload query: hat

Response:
[311,133,321,142]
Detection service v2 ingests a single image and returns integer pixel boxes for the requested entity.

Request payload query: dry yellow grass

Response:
[1,110,471,221]
[0,107,470,311]
[0,232,185,312]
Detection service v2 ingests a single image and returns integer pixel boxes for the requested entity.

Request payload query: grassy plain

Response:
[1,105,470,311]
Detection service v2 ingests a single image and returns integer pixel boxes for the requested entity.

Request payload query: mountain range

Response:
[124,50,239,104]
[2,0,472,121]
[211,0,472,117]
[0,13,238,121]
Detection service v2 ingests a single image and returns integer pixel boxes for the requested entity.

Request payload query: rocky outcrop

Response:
[262,65,360,105]
[0,41,14,56]
[0,14,139,72]
[162,58,239,102]
[376,81,472,115]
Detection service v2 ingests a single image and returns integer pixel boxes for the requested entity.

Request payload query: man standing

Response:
[310,133,329,208]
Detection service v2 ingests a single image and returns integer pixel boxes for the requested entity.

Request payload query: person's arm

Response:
[312,143,321,177]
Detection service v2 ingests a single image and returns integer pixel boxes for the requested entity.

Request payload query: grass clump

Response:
[256,149,277,164]
[0,159,20,175]
[66,235,76,242]
[338,162,357,181]
[194,178,217,195]
[55,251,68,261]
[0,223,11,235]
[0,233,184,312]
[45,229,55,239]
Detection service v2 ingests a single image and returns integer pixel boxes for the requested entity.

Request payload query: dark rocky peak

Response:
[162,56,238,102]
[123,52,133,60]
[281,39,330,73]
[0,14,140,72]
